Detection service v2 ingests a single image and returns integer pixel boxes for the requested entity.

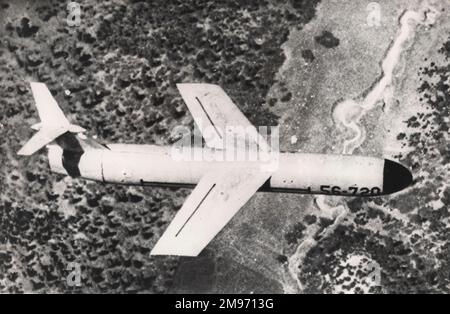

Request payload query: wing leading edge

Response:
[17,126,67,156]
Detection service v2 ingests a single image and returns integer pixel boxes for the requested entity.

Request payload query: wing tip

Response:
[150,243,199,257]
[29,81,45,88]
[176,83,221,90]
[17,144,43,156]
[17,148,31,156]
[150,251,197,257]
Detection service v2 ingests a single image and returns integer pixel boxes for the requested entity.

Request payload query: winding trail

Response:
[287,2,438,293]
[333,6,438,155]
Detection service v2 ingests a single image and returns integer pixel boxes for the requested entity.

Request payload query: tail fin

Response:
[17,82,86,156]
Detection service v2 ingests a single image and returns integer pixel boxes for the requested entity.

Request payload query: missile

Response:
[21,82,414,256]
[48,144,412,196]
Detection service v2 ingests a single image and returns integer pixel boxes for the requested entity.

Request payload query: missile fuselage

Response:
[48,143,412,196]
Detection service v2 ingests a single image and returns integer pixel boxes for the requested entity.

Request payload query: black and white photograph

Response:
[0,0,449,299]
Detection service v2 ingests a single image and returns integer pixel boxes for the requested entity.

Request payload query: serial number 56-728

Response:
[320,185,381,196]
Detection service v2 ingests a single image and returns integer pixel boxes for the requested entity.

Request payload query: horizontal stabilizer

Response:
[18,126,68,155]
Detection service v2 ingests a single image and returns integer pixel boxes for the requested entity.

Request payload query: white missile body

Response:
[47,143,403,197]
[19,82,412,256]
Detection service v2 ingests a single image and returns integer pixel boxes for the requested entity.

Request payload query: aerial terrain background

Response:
[0,0,448,293]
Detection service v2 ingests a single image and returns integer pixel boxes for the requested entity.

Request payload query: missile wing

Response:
[176,83,270,151]
[152,84,275,256]
[150,166,271,256]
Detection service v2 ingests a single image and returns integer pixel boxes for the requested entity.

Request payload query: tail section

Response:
[17,82,86,155]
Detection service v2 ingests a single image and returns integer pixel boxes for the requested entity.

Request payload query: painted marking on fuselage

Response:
[61,149,83,177]
[296,187,312,193]
[140,180,196,189]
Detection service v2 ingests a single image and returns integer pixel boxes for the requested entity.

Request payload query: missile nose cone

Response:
[383,159,413,194]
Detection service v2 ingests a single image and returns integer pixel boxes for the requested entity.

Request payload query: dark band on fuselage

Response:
[56,133,84,178]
